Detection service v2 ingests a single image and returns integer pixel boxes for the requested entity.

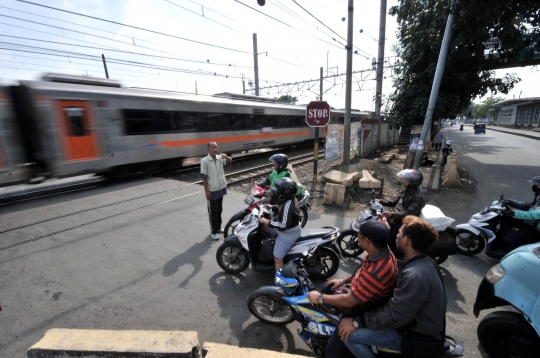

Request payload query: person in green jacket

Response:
[503,204,540,251]
[255,154,304,203]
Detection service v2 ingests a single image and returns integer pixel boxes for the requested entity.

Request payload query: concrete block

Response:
[324,183,346,206]
[27,329,200,358]
[442,156,461,187]
[375,155,393,164]
[323,170,356,187]
[358,170,381,189]
[203,342,306,358]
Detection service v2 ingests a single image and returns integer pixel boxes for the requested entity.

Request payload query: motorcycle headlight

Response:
[486,263,506,285]
[275,276,288,286]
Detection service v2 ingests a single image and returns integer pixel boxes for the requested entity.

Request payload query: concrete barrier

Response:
[323,170,357,187]
[27,329,201,358]
[323,183,346,206]
[441,154,461,187]
[358,170,381,189]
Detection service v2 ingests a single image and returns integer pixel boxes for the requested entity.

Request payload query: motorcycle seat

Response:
[298,228,334,241]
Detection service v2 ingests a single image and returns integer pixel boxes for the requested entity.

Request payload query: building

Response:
[491,97,540,127]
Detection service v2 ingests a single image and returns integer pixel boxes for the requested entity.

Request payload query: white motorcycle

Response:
[216,204,342,279]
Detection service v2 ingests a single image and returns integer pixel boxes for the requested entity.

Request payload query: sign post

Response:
[306,101,331,184]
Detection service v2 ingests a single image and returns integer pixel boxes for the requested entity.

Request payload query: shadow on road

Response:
[162,238,214,288]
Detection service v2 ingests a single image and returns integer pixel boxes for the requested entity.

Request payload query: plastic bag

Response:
[420,205,455,231]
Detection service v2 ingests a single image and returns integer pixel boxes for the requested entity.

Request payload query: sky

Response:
[0,0,538,112]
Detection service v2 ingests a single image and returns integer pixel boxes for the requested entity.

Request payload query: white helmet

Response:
[446,140,453,146]
[397,169,423,189]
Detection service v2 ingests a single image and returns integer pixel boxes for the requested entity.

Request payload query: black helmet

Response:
[274,178,297,199]
[529,176,540,185]
[397,169,423,189]
[270,153,288,171]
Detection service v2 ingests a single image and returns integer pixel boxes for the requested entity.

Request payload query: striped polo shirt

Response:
[350,249,398,304]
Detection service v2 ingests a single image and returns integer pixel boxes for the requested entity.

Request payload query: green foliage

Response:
[354,151,360,158]
[388,0,539,128]
[472,96,505,119]
[275,95,298,104]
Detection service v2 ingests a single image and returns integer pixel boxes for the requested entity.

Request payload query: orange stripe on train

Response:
[159,130,312,147]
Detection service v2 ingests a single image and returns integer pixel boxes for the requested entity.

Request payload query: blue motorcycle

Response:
[247,246,464,357]
[474,243,540,357]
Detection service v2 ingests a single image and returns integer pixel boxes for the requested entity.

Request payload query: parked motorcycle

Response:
[247,246,465,357]
[223,185,310,237]
[336,199,456,265]
[216,203,342,279]
[454,194,526,259]
[459,125,463,131]
[441,140,453,167]
[474,243,540,357]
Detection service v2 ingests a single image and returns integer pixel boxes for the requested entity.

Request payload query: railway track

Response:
[0,151,324,251]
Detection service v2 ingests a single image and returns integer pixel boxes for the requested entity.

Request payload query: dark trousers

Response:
[207,197,223,234]
[434,143,442,151]
[325,327,355,358]
[509,226,540,251]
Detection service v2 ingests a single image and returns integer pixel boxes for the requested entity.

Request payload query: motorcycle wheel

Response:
[216,243,250,274]
[299,206,309,228]
[314,248,340,279]
[336,229,364,257]
[455,229,485,256]
[224,218,242,238]
[478,311,540,358]
[247,289,294,325]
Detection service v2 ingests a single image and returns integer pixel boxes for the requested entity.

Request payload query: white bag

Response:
[420,204,455,231]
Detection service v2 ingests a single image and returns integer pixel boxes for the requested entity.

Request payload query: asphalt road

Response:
[0,129,538,358]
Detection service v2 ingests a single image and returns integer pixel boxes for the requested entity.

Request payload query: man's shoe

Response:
[210,233,220,240]
[217,228,224,233]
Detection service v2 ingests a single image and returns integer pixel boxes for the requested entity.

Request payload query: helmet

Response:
[446,140,453,146]
[274,178,297,199]
[529,176,540,185]
[397,169,424,189]
[269,153,288,171]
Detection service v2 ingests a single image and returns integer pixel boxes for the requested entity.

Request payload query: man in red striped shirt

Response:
[307,219,398,358]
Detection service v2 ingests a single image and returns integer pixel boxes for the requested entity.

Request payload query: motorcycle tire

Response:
[314,248,340,279]
[299,206,309,228]
[247,289,294,325]
[455,229,485,256]
[216,243,250,274]
[478,311,540,358]
[224,218,242,238]
[336,228,364,257]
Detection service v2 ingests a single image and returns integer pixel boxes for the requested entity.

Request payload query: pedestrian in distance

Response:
[434,131,444,151]
[201,142,233,240]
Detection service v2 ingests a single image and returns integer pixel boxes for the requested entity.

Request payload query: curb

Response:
[485,126,540,141]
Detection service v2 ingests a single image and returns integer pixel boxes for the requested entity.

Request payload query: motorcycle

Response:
[459,125,463,131]
[223,185,310,237]
[247,246,465,357]
[441,141,453,167]
[474,243,540,357]
[216,203,342,279]
[336,198,457,265]
[454,194,527,259]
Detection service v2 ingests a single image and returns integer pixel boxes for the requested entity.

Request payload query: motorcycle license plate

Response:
[244,196,255,205]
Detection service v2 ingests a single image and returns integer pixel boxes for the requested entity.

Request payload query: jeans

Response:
[207,197,223,234]
[343,327,403,358]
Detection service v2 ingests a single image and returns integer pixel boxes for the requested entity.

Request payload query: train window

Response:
[124,110,174,134]
[173,112,201,132]
[63,107,87,136]
[250,115,271,128]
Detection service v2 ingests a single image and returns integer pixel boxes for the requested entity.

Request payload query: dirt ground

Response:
[228,146,477,220]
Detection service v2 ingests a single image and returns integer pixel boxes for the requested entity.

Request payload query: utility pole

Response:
[241,73,246,94]
[253,33,260,96]
[101,54,109,79]
[413,1,458,169]
[343,0,354,164]
[374,0,387,149]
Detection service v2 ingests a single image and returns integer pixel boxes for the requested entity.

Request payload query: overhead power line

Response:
[163,0,242,34]
[15,0,252,54]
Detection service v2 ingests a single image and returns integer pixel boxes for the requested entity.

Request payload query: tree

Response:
[389,0,539,128]
[275,95,298,104]
[472,96,505,119]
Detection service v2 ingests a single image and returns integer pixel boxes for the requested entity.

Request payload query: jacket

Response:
[513,207,540,232]
[269,197,301,231]
[380,187,425,226]
[200,154,227,192]
[508,194,540,211]
[257,169,305,196]
[359,254,446,341]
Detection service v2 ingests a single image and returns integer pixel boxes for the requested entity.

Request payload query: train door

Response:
[57,100,100,160]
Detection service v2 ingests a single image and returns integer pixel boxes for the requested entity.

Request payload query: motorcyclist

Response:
[257,178,302,271]
[460,124,464,131]
[442,140,453,156]
[255,153,304,203]
[378,169,425,252]
[502,176,540,210]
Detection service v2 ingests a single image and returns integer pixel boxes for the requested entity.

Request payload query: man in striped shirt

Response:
[307,220,398,358]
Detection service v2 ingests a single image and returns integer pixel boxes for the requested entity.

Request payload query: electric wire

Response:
[15,0,252,54]
[185,0,237,22]
[163,0,242,34]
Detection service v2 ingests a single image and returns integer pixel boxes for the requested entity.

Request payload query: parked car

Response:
[474,243,540,358]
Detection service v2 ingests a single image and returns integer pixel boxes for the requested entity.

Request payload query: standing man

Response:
[201,142,233,240]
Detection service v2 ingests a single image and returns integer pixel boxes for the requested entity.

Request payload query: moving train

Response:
[0,73,365,187]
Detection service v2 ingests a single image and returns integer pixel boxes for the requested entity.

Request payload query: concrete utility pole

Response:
[374,0,387,149]
[413,2,457,169]
[253,33,260,96]
[343,0,354,164]
[101,54,109,79]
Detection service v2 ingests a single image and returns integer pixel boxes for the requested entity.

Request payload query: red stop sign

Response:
[305,101,330,127]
